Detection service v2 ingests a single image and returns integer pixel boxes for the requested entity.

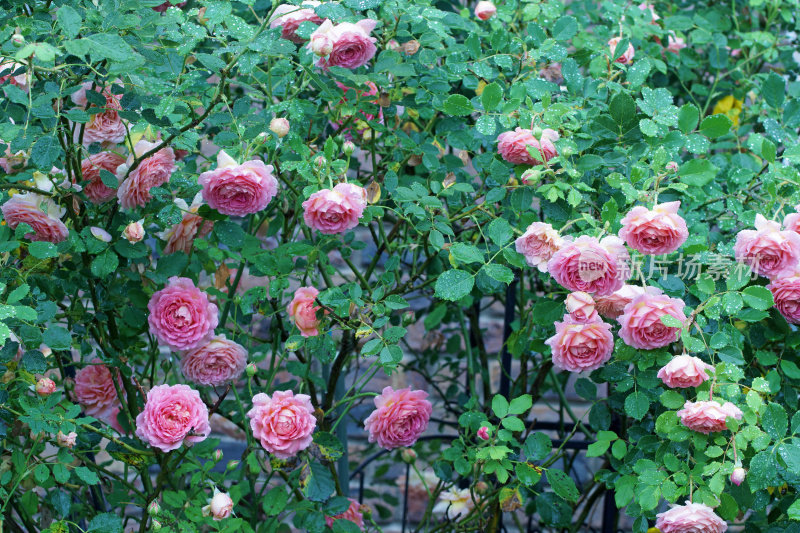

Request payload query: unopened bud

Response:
[402,310,416,326]
[36,377,56,397]
[123,221,145,244]
[246,363,257,378]
[402,40,420,55]
[475,480,490,494]
[666,161,679,172]
[314,155,327,169]
[343,141,356,156]
[151,519,162,531]
[731,467,746,486]
[531,126,543,138]
[400,448,417,463]
[11,33,24,47]
[56,431,77,448]
[226,460,240,471]
[269,117,290,138]
[521,169,541,186]
[147,500,160,516]
[386,39,400,52]
[477,426,490,440]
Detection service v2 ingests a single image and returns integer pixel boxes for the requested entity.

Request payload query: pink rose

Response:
[677,400,742,434]
[147,276,219,351]
[546,235,628,296]
[608,37,635,64]
[75,359,125,432]
[1,193,69,243]
[122,220,145,243]
[657,355,714,388]
[83,91,127,146]
[81,152,126,204]
[666,34,687,54]
[36,377,56,396]
[515,222,564,272]
[497,127,559,165]
[302,182,367,234]
[656,501,727,533]
[619,201,688,255]
[565,291,598,323]
[618,293,686,349]
[474,1,497,20]
[730,467,746,486]
[309,19,378,70]
[783,204,800,233]
[269,1,323,43]
[546,315,614,372]
[326,499,364,529]
[117,140,177,210]
[767,274,800,324]
[0,61,28,92]
[57,431,77,448]
[247,390,317,458]
[595,284,663,319]
[135,384,210,452]
[208,491,233,520]
[287,286,323,337]
[539,62,563,84]
[157,194,214,255]
[364,386,432,450]
[179,334,248,387]
[477,426,490,440]
[198,150,278,216]
[734,214,800,279]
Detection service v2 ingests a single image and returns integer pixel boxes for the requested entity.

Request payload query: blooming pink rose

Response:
[618,293,686,349]
[81,152,126,203]
[734,214,800,279]
[783,204,800,233]
[677,400,742,434]
[157,194,214,255]
[75,359,125,432]
[608,37,635,64]
[36,377,56,396]
[364,386,432,450]
[326,499,364,529]
[308,19,378,70]
[287,286,323,337]
[546,315,614,372]
[656,501,727,533]
[515,222,564,272]
[147,276,219,351]
[180,334,248,387]
[135,384,210,452]
[0,61,28,92]
[83,91,127,146]
[547,235,628,296]
[269,1,323,43]
[730,467,746,486]
[208,491,233,520]
[497,127,559,165]
[117,140,177,210]
[667,34,687,54]
[198,150,278,216]
[122,220,145,243]
[657,355,714,388]
[1,193,69,243]
[477,426,490,440]
[619,201,688,255]
[302,182,367,234]
[474,1,497,20]
[57,431,77,448]
[767,274,800,324]
[247,390,317,458]
[565,291,598,323]
[595,284,663,319]
[539,62,563,84]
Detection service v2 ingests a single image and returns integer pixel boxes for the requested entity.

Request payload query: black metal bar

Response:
[401,462,410,533]
[498,277,518,399]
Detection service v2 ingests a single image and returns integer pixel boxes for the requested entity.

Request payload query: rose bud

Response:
[245,363,257,378]
[477,426,490,440]
[314,155,327,168]
[209,491,233,520]
[269,117,290,138]
[151,519,162,531]
[226,460,239,471]
[521,168,542,186]
[309,33,333,56]
[36,377,56,397]
[343,141,356,156]
[474,1,497,20]
[402,40,420,55]
[147,500,160,516]
[475,481,490,494]
[56,431,77,448]
[400,448,417,463]
[11,33,24,46]
[123,220,145,243]
[731,467,746,486]
[565,292,598,323]
[386,39,400,52]
[214,449,224,462]
[666,161,679,172]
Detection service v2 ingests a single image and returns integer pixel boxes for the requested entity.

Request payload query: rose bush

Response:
[2,0,800,532]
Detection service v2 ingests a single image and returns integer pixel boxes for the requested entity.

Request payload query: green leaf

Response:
[624,392,650,420]
[677,104,699,133]
[87,513,122,533]
[434,270,474,301]
[586,439,611,458]
[546,469,579,503]
[678,159,717,187]
[508,394,532,415]
[763,72,785,108]
[43,326,71,350]
[28,241,59,258]
[486,218,513,246]
[659,314,683,328]
[56,5,82,39]
[91,250,119,278]
[313,432,344,461]
[523,432,552,461]
[262,486,289,516]
[552,16,578,41]
[481,263,514,284]
[501,416,525,432]
[7,284,29,304]
[214,221,245,248]
[516,463,542,486]
[491,394,509,418]
[762,402,787,440]
[699,114,732,138]
[75,466,100,485]
[787,498,800,521]
[303,462,335,502]
[450,243,484,264]
[742,286,774,310]
[481,83,503,111]
[343,0,383,9]
[31,136,62,169]
[442,94,473,116]
[609,92,636,126]
[34,463,49,483]
[21,350,46,373]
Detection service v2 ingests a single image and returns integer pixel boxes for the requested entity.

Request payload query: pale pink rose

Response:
[608,37,635,64]
[432,488,473,519]
[767,274,800,323]
[75,359,125,432]
[1,193,69,243]
[546,235,627,296]
[364,386,432,450]
[135,384,210,452]
[90,226,112,242]
[70,81,99,108]
[270,117,290,137]
[477,426,490,440]
[83,91,127,145]
[515,222,564,272]
[546,315,614,372]
[270,1,323,42]
[782,204,800,233]
[667,34,687,54]
[247,390,317,458]
[57,431,77,448]
[474,1,497,20]
[36,377,56,396]
[117,140,177,210]
[308,19,378,70]
[287,286,323,337]
[638,2,660,23]
[81,152,126,204]
[657,355,714,388]
[0,61,28,92]
[618,201,688,255]
[539,62,563,84]
[208,491,233,521]
[157,194,214,255]
[152,0,187,12]
[677,400,742,434]
[147,276,219,351]
[595,284,663,319]
[565,291,598,323]
[734,214,800,279]
[180,334,248,387]
[497,127,559,165]
[656,501,727,533]
[302,182,367,234]
[325,499,364,529]
[310,31,333,56]
[618,293,686,349]
[730,467,746,486]
[198,150,278,216]
[123,220,145,243]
